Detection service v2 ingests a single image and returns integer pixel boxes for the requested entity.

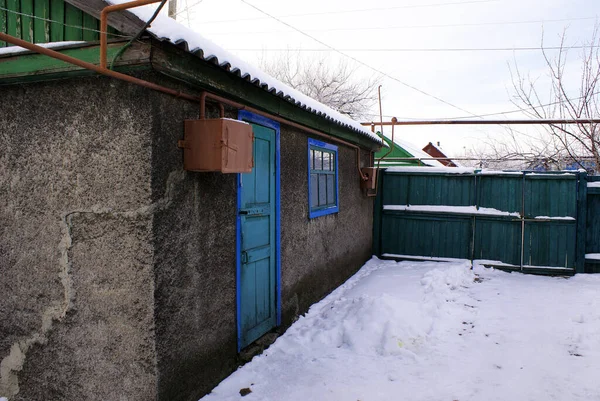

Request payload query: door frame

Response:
[236,110,281,352]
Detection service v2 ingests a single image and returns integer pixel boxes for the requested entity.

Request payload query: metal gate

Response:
[373,168,588,274]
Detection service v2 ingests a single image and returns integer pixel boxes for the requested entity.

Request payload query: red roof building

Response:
[422,142,459,167]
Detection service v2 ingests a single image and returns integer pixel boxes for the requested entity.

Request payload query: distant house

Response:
[422,141,459,167]
[526,159,596,173]
[374,134,445,167]
[565,160,598,174]
[0,2,383,400]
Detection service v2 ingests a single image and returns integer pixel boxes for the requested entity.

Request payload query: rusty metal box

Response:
[179,119,253,173]
[360,167,377,190]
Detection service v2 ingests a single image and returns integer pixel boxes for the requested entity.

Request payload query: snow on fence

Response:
[373,167,594,274]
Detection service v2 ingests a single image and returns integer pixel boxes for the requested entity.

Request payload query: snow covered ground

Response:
[201,258,600,401]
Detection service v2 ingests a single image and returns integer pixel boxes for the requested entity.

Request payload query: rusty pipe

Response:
[0,32,199,102]
[361,119,600,126]
[0,32,369,182]
[199,91,369,181]
[100,0,162,69]
[364,86,387,198]
[378,117,398,164]
[0,31,371,183]
[200,92,225,119]
[370,117,397,197]
[369,116,399,198]
[377,85,384,141]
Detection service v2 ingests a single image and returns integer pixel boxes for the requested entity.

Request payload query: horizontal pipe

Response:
[362,119,600,126]
[100,0,161,69]
[0,32,199,102]
[201,92,369,180]
[379,156,599,161]
[0,32,371,181]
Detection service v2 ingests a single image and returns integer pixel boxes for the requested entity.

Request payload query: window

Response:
[308,138,339,218]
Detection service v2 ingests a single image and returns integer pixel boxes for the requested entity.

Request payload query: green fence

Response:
[0,0,120,48]
[586,176,600,273]
[373,168,590,275]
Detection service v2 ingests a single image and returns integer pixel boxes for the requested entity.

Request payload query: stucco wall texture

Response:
[0,77,157,401]
[0,73,373,401]
[279,127,374,327]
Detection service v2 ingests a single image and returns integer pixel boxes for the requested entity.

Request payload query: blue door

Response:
[237,112,280,349]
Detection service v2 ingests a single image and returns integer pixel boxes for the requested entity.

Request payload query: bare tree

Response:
[509,24,600,173]
[259,51,381,120]
[466,127,565,170]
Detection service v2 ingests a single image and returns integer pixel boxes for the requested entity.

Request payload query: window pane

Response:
[323,152,331,171]
[318,174,327,206]
[310,174,318,207]
[315,150,323,170]
[310,149,315,170]
[327,175,335,205]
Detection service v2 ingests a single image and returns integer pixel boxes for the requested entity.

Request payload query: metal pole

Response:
[0,32,199,102]
[361,119,600,126]
[520,173,526,271]
[100,0,162,69]
[168,0,177,18]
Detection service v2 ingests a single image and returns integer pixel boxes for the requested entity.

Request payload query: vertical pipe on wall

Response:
[99,0,161,69]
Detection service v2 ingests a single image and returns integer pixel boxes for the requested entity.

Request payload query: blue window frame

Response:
[308,138,339,218]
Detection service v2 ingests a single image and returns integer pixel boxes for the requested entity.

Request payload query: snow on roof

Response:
[106,1,382,146]
[382,133,445,167]
[0,41,86,56]
[386,166,476,174]
[424,141,464,167]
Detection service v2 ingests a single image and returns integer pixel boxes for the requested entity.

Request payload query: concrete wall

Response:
[146,83,240,401]
[0,72,374,401]
[149,102,374,401]
[0,77,157,400]
[279,126,374,326]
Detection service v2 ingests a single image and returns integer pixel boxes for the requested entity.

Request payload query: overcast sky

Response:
[169,0,600,157]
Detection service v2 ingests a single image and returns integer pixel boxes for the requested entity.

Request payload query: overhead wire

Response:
[239,0,478,117]
[5,1,590,142]
[361,91,600,121]
[109,0,168,70]
[198,0,500,24]
[205,16,598,36]
[0,6,133,39]
[173,0,204,18]
[227,45,600,52]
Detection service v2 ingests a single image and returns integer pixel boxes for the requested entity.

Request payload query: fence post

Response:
[470,174,478,262]
[372,169,384,257]
[576,171,588,274]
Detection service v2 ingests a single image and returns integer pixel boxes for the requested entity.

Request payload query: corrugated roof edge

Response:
[105,0,382,146]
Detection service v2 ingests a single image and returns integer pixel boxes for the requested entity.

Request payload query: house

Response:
[374,133,445,167]
[0,1,383,400]
[421,141,459,167]
[565,160,598,174]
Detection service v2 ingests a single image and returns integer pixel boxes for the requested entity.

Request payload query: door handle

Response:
[241,251,248,264]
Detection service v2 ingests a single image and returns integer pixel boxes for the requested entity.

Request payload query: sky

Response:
[167,0,600,158]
